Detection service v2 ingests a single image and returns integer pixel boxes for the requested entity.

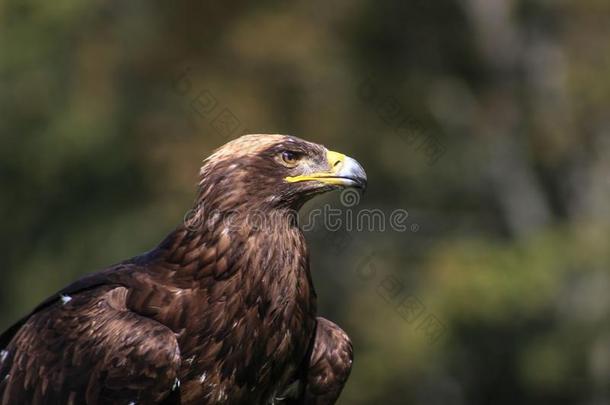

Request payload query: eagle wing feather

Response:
[0,284,181,405]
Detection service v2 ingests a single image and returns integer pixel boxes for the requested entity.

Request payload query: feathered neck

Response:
[155,199,304,281]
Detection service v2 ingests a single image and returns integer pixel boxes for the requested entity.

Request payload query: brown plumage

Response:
[0,134,366,405]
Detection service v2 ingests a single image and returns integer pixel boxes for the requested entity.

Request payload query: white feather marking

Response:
[199,372,207,383]
[217,388,227,402]
[172,378,181,391]
[274,379,300,401]
[0,350,8,364]
[60,294,72,305]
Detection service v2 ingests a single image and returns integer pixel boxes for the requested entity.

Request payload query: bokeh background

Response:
[2,1,610,404]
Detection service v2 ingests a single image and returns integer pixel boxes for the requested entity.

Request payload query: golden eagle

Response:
[0,134,367,405]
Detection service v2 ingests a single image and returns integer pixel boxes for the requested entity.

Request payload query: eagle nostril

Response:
[333,160,342,168]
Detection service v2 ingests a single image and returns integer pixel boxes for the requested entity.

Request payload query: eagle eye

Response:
[280,151,301,167]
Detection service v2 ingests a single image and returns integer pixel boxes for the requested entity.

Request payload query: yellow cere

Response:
[285,150,346,184]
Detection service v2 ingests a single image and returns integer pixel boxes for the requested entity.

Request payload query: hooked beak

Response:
[285,150,367,190]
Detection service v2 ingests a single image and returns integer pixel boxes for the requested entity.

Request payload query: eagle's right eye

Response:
[280,151,301,167]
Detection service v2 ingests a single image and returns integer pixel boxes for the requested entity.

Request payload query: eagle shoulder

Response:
[0,282,181,404]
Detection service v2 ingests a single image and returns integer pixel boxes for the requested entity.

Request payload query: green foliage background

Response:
[1,1,609,403]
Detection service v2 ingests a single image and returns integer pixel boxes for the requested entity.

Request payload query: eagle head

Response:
[196,134,367,211]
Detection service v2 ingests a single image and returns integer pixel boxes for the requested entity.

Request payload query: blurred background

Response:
[1,0,610,404]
